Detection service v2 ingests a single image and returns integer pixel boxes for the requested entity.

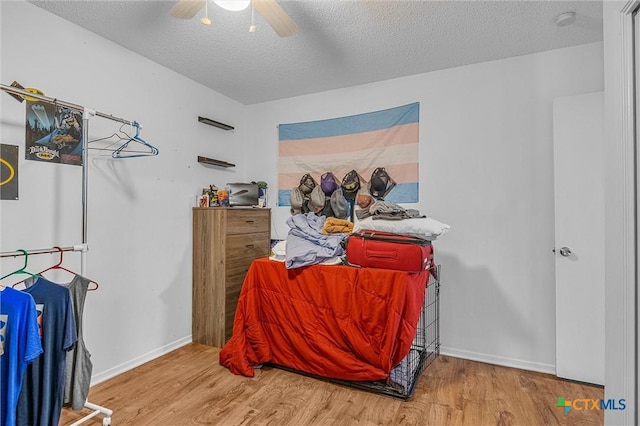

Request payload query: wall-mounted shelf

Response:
[198,116,234,131]
[197,155,235,168]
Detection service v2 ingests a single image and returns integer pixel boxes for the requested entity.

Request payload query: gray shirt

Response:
[61,274,93,411]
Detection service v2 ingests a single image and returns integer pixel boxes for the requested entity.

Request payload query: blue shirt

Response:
[0,287,43,426]
[16,277,77,426]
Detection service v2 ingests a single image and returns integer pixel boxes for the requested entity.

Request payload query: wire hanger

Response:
[112,121,159,159]
[1,249,38,282]
[88,129,129,147]
[37,247,99,291]
[89,123,149,157]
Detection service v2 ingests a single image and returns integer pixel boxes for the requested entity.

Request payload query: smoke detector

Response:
[555,12,576,27]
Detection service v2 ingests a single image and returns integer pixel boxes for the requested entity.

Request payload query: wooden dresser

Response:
[192,207,271,347]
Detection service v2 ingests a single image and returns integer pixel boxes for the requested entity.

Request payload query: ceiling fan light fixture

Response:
[249,2,256,32]
[214,0,251,12]
[201,0,212,25]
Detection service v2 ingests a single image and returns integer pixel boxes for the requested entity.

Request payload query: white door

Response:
[553,92,605,385]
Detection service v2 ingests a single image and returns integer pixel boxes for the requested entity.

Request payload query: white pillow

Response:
[353,216,451,240]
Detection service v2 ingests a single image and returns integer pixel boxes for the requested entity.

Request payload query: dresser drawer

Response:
[226,232,270,260]
[226,209,270,234]
[223,274,245,341]
[225,291,240,319]
[224,276,243,316]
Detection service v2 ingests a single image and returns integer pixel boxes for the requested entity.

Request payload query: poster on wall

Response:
[277,102,420,206]
[0,144,19,200]
[25,100,83,166]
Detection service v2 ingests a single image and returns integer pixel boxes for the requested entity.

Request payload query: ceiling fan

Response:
[169,0,298,37]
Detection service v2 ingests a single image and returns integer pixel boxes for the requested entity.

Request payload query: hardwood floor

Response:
[59,343,604,426]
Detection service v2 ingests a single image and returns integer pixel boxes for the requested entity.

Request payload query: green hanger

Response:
[0,249,37,281]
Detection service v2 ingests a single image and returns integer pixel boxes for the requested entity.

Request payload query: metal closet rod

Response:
[0,83,133,126]
[0,245,87,258]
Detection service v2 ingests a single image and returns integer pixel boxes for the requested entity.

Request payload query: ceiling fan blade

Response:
[170,0,205,19]
[253,0,298,37]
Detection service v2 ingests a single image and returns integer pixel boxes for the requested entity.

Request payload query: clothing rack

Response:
[0,83,138,426]
[0,245,85,259]
[0,84,133,124]
[0,245,113,425]
[1,83,135,249]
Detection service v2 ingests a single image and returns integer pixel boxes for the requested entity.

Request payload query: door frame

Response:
[610,1,638,424]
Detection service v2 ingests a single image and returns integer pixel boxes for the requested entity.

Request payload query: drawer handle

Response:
[245,220,254,224]
[245,244,255,248]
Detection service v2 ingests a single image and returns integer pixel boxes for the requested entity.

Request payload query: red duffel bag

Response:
[346,230,434,272]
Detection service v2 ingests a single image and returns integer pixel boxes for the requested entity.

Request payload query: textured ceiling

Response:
[29,0,603,105]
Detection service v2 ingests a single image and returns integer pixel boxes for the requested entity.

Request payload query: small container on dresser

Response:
[192,207,271,347]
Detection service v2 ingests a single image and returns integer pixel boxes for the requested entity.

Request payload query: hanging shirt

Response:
[0,287,43,426]
[16,277,77,426]
[60,274,93,410]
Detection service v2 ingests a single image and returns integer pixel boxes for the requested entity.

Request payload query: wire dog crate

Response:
[274,265,440,400]
[332,264,440,399]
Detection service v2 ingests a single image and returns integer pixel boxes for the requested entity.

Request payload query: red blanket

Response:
[219,258,428,381]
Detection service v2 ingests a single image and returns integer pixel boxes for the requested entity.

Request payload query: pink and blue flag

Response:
[278,102,420,206]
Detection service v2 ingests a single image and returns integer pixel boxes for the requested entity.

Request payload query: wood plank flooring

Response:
[59,343,603,425]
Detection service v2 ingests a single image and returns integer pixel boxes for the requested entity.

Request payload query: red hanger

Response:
[14,247,99,291]
[42,247,99,291]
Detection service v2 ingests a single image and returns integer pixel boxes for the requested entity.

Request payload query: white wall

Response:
[246,42,604,372]
[1,1,248,381]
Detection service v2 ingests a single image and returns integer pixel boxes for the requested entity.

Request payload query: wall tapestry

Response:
[25,100,83,166]
[278,102,419,206]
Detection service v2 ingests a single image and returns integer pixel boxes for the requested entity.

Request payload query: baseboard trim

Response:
[440,346,556,376]
[90,336,193,386]
[89,340,555,386]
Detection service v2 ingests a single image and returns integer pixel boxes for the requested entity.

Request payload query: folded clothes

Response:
[356,200,423,221]
[322,217,354,235]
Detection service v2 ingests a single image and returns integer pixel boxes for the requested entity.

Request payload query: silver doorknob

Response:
[559,247,572,257]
